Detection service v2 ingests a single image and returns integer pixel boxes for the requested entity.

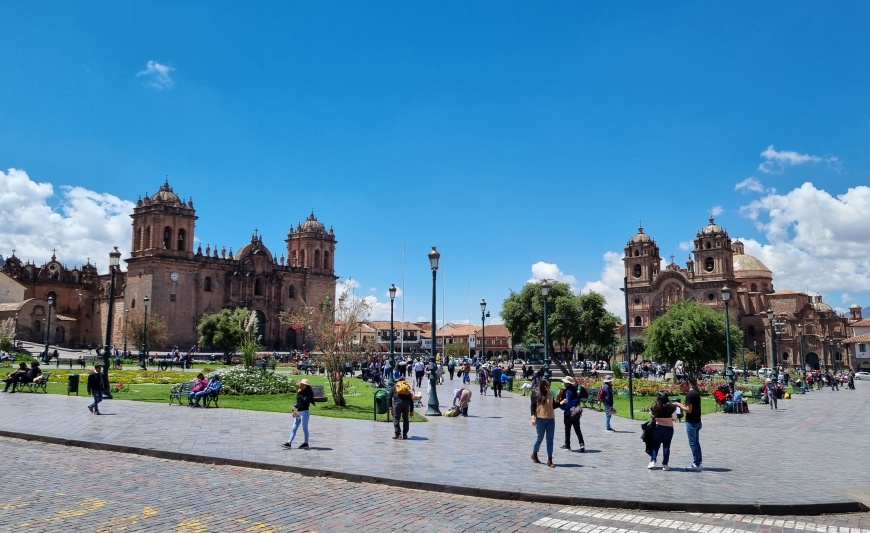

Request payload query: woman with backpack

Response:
[558,376,585,452]
[530,378,557,467]
[647,391,677,470]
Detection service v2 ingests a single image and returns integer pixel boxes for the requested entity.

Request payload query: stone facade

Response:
[622,218,854,371]
[2,180,337,352]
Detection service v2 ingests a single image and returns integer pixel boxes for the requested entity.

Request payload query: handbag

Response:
[569,405,583,421]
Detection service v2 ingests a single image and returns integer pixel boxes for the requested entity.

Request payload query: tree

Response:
[125,310,169,354]
[444,340,469,361]
[501,281,620,377]
[0,317,14,351]
[645,299,743,387]
[196,308,253,365]
[280,283,370,407]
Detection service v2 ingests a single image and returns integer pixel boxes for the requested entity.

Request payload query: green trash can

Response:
[374,389,390,421]
[505,376,514,392]
[67,374,80,396]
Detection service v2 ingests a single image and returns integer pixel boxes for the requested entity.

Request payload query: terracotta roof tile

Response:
[842,332,870,343]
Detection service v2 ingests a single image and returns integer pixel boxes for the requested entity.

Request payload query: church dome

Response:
[299,212,326,233]
[629,226,652,244]
[812,294,834,313]
[698,217,728,237]
[149,180,183,206]
[732,240,772,279]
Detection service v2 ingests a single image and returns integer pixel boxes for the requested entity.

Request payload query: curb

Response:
[2,429,866,516]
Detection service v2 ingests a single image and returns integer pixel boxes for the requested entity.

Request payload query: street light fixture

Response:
[721,286,734,392]
[541,280,551,382]
[480,299,489,363]
[123,309,129,361]
[388,283,397,388]
[426,247,441,416]
[44,295,55,363]
[103,246,122,399]
[140,296,149,370]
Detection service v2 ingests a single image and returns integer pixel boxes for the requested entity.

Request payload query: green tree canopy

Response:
[501,280,620,376]
[644,299,743,386]
[197,308,252,364]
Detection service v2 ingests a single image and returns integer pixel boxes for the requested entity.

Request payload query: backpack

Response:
[395,380,411,395]
[597,387,605,402]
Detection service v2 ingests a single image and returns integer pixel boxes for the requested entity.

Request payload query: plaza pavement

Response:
[0,373,868,516]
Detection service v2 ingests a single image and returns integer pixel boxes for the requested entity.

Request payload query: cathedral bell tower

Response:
[285,212,336,275]
[691,217,733,281]
[623,226,661,289]
[130,180,198,259]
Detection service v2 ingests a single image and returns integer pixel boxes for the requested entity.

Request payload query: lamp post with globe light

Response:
[44,296,55,363]
[426,247,441,416]
[388,284,397,388]
[480,299,489,363]
[541,280,551,382]
[140,296,150,370]
[721,286,734,392]
[103,247,122,399]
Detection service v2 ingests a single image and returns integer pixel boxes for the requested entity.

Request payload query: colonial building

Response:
[622,218,855,371]
[1,180,337,352]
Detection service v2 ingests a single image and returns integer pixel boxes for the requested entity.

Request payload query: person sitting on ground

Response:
[191,373,222,407]
[188,372,209,405]
[3,362,30,393]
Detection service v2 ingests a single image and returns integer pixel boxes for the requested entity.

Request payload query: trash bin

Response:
[505,376,514,392]
[67,374,80,396]
[374,389,390,421]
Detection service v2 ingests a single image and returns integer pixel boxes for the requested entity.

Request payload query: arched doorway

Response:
[285,328,297,350]
[55,326,65,344]
[805,352,820,371]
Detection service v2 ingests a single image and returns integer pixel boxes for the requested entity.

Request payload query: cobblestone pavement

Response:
[0,376,868,516]
[2,438,870,533]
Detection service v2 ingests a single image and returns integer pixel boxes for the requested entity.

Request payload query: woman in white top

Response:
[648,391,677,470]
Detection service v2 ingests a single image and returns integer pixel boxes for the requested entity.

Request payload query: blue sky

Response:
[2,2,869,324]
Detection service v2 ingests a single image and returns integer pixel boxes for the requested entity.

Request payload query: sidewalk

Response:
[1,375,868,516]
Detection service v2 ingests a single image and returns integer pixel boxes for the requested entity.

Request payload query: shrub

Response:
[215,366,298,395]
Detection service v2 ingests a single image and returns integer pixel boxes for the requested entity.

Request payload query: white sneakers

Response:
[647,461,656,469]
[690,463,702,471]
[662,465,671,471]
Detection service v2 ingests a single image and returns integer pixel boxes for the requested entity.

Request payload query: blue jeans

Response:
[89,390,103,413]
[532,417,555,458]
[605,405,613,430]
[192,390,211,405]
[685,421,702,466]
[288,410,310,444]
[651,425,674,465]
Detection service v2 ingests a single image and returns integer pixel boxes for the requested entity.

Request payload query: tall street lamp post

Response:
[541,280,551,382]
[426,247,441,416]
[721,286,734,392]
[742,340,748,384]
[767,309,777,384]
[480,299,488,363]
[797,324,806,392]
[821,336,828,372]
[103,246,122,399]
[141,296,150,370]
[388,284,397,388]
[44,296,55,363]
[123,309,129,361]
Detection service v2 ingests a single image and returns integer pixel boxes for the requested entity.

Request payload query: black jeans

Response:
[492,380,502,397]
[393,402,410,437]
[563,412,584,447]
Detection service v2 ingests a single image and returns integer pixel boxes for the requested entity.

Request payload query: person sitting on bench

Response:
[191,373,222,407]
[3,362,29,393]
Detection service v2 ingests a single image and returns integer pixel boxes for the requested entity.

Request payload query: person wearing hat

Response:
[557,376,586,452]
[389,377,413,439]
[2,362,30,393]
[191,372,222,408]
[763,377,778,410]
[283,378,317,449]
[601,375,616,431]
[87,363,105,414]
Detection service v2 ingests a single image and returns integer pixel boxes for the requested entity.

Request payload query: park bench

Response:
[169,380,220,407]
[18,372,51,394]
[158,359,187,371]
[311,385,328,403]
[581,388,601,410]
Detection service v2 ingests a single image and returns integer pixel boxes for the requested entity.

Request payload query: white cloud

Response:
[0,168,134,271]
[710,205,723,217]
[735,177,766,194]
[137,61,175,89]
[738,182,870,298]
[580,251,627,317]
[527,261,577,286]
[758,145,839,174]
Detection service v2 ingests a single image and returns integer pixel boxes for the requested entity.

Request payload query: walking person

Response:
[558,376,585,452]
[674,379,703,471]
[462,362,471,384]
[491,365,503,397]
[414,359,425,388]
[282,379,317,449]
[478,365,489,396]
[530,378,557,468]
[390,377,413,440]
[764,378,778,410]
[601,375,616,431]
[447,358,455,381]
[647,392,677,470]
[87,363,105,415]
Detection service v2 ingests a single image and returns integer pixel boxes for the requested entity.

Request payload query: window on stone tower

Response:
[163,227,172,249]
[134,229,141,251]
[323,251,330,270]
[177,229,186,251]
[705,242,711,249]
[633,250,640,257]
[314,250,321,268]
[255,278,263,296]
[634,316,642,326]
[705,258,714,272]
[300,250,306,267]
[291,251,298,267]
[145,227,152,249]
[750,283,757,292]
[633,265,641,278]
[204,277,212,292]
[288,286,295,298]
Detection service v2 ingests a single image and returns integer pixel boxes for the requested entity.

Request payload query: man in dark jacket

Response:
[2,362,29,393]
[389,377,413,440]
[491,365,503,397]
[87,363,105,415]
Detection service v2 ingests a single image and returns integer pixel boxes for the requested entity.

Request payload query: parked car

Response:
[854,371,870,381]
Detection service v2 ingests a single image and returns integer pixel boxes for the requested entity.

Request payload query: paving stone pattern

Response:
[0,376,868,516]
